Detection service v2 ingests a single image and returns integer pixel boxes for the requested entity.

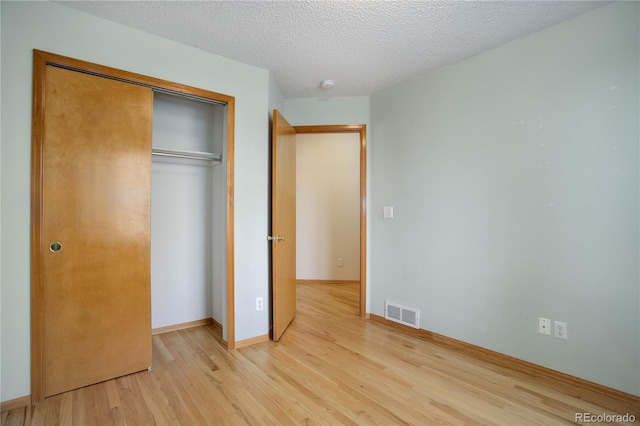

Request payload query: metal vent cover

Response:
[385,301,420,329]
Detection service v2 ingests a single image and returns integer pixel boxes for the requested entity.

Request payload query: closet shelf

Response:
[152,147,222,164]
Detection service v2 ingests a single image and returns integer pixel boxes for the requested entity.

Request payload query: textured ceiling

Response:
[57,1,609,98]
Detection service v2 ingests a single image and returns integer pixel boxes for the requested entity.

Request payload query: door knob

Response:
[267,235,286,242]
[49,242,63,252]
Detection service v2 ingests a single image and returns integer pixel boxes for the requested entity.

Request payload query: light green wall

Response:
[284,96,370,126]
[1,1,271,402]
[269,73,285,118]
[370,2,639,396]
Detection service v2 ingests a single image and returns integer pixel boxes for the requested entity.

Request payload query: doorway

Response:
[270,120,366,338]
[294,125,367,318]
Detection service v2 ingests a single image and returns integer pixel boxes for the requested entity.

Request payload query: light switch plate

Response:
[383,206,394,219]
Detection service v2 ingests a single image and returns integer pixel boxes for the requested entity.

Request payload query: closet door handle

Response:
[267,235,285,242]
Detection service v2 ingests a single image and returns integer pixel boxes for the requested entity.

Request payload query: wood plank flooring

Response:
[2,282,639,425]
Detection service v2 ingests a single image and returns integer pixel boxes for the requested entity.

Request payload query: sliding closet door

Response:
[40,65,152,397]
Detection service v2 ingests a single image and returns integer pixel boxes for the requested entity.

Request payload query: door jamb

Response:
[293,125,367,318]
[30,50,236,402]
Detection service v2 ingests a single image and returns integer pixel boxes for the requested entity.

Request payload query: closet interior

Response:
[151,92,227,337]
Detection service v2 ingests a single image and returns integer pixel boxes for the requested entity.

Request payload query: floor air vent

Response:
[385,301,420,329]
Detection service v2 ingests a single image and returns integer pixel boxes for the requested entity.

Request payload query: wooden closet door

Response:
[41,65,152,397]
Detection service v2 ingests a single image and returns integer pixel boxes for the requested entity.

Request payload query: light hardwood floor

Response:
[2,282,638,425]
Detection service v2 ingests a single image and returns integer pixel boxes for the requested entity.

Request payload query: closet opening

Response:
[151,92,228,341]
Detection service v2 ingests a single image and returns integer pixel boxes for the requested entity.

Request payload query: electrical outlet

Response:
[538,317,551,335]
[256,297,264,311]
[554,321,568,340]
[338,258,344,267]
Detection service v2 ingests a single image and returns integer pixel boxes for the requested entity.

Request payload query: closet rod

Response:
[152,148,222,162]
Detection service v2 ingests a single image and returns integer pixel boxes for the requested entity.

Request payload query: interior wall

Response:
[370,2,639,396]
[268,73,285,117]
[296,133,360,281]
[283,97,370,127]
[210,104,228,328]
[0,1,270,403]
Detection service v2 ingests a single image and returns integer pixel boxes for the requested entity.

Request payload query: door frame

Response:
[30,50,236,402]
[293,125,367,318]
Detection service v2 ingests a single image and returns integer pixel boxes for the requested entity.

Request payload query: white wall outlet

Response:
[538,317,551,335]
[256,297,264,311]
[337,258,344,267]
[383,206,394,219]
[554,321,568,340]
